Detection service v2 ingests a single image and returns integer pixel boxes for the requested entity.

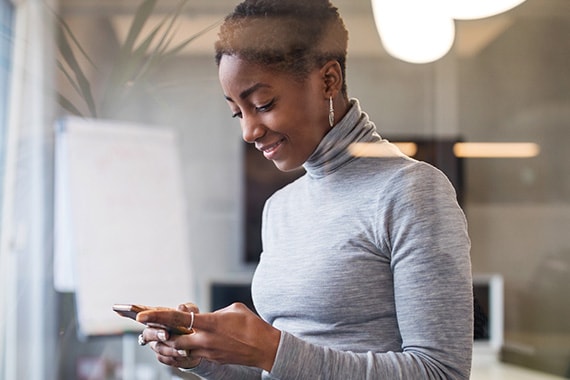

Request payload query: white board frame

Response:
[54,117,194,336]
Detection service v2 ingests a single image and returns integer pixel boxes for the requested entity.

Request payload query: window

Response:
[0,0,14,217]
[0,0,13,376]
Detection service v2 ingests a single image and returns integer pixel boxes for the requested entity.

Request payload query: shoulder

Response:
[389,158,455,193]
[347,157,462,224]
[350,154,453,191]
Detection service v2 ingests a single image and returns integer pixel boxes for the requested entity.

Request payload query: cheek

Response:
[289,91,326,128]
[292,101,329,143]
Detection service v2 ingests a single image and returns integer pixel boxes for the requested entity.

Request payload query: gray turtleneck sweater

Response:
[186,99,473,379]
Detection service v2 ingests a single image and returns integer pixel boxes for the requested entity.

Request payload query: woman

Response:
[138,0,473,378]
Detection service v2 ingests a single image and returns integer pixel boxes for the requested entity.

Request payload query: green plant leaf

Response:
[53,11,97,70]
[152,0,186,55]
[128,3,182,76]
[100,0,165,116]
[101,1,188,115]
[57,25,98,117]
[160,19,222,61]
[55,0,213,121]
[123,0,157,54]
[128,20,166,69]
[56,60,83,98]
[57,93,85,117]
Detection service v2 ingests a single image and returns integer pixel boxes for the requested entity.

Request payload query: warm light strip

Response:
[392,142,418,157]
[350,142,540,158]
[348,142,418,157]
[453,142,540,158]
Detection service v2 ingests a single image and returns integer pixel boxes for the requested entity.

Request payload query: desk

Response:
[471,356,566,380]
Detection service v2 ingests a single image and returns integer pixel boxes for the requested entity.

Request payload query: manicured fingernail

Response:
[177,350,187,357]
[157,330,167,341]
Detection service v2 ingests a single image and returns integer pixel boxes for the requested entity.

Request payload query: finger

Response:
[151,342,190,362]
[149,341,183,357]
[156,352,200,369]
[178,302,199,313]
[137,309,192,328]
[141,326,170,343]
[188,303,251,332]
[185,312,216,332]
[150,342,199,368]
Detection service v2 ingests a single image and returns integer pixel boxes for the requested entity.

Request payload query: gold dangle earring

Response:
[329,96,335,127]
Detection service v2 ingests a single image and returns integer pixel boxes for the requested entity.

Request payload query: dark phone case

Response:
[113,304,146,320]
[112,304,192,334]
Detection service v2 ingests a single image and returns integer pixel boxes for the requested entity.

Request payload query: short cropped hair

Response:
[214,0,349,95]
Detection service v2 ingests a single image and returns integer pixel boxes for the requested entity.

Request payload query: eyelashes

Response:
[255,98,275,113]
[231,98,276,119]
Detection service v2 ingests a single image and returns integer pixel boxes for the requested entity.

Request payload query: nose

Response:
[241,115,265,143]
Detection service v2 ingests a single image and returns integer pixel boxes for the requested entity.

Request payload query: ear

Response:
[320,60,343,98]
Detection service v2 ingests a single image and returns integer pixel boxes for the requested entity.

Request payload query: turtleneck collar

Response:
[303,98,382,178]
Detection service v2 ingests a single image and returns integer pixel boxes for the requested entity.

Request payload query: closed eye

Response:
[256,98,275,113]
[230,98,275,119]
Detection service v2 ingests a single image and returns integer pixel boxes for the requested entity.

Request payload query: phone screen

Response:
[113,304,148,320]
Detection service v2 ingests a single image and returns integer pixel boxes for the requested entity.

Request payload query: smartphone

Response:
[112,304,193,335]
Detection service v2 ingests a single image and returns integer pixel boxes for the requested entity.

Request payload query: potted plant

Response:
[56,0,220,121]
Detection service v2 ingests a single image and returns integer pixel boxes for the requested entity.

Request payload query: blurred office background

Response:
[0,0,569,379]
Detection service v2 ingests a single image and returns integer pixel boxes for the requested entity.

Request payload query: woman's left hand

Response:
[137,302,281,372]
[138,303,202,369]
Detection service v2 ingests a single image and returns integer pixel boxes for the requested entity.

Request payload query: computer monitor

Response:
[473,273,504,357]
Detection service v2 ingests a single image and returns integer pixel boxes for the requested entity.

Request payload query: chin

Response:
[272,160,302,172]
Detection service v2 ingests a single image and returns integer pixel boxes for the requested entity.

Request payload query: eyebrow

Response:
[224,83,272,102]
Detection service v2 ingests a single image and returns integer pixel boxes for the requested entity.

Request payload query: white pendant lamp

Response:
[371,0,527,63]
[444,0,528,20]
[371,0,455,64]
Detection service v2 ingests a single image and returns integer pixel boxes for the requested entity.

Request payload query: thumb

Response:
[178,302,200,313]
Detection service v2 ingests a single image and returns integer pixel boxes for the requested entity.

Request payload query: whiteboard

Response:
[54,117,194,336]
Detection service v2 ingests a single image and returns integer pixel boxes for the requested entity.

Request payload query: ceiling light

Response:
[444,0,527,20]
[371,0,455,64]
[348,142,418,157]
[453,142,540,158]
[371,0,527,63]
[349,142,540,159]
[391,142,418,157]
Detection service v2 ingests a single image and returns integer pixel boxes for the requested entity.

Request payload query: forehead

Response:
[218,55,291,92]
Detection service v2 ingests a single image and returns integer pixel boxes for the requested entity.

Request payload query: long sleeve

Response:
[172,100,471,379]
[254,157,473,380]
[177,360,263,379]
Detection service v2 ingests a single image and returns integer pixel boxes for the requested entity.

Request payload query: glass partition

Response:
[0,0,14,376]
[2,0,569,378]
[458,4,570,374]
[0,0,13,229]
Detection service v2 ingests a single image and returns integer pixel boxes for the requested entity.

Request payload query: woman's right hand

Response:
[138,302,281,372]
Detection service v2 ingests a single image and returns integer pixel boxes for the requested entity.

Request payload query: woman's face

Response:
[218,55,330,171]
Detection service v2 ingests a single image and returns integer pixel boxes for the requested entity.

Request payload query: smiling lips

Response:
[258,138,285,159]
